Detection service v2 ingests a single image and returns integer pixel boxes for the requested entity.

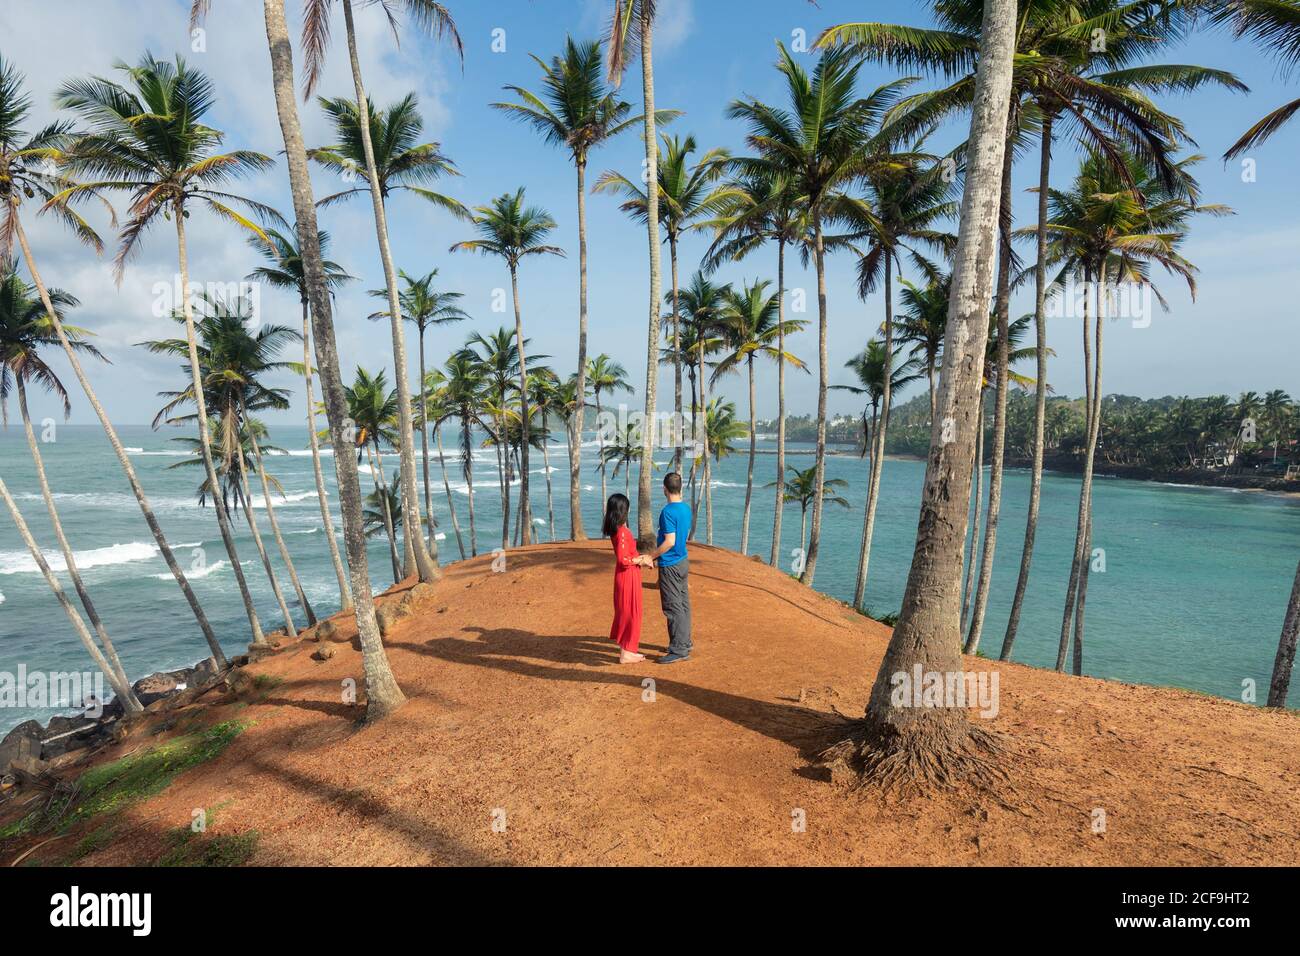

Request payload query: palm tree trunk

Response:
[263,0,403,720]
[1072,514,1092,676]
[842,0,1016,781]
[496,415,511,550]
[461,415,478,557]
[770,239,787,567]
[961,391,986,634]
[174,208,268,648]
[370,444,402,582]
[1058,265,1102,670]
[853,404,881,609]
[510,265,533,545]
[799,508,807,560]
[596,392,608,503]
[671,233,682,471]
[237,466,297,638]
[0,475,141,712]
[340,0,437,584]
[1267,557,1300,707]
[12,215,228,668]
[417,324,436,550]
[541,410,556,541]
[697,323,712,544]
[965,137,1016,655]
[855,255,895,605]
[570,157,590,541]
[1001,112,1053,661]
[246,412,316,625]
[434,423,466,559]
[302,298,351,610]
[635,7,662,549]
[16,378,132,694]
[740,356,757,554]
[799,213,829,586]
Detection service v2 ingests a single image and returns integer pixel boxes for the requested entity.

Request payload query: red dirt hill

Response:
[4,541,1298,865]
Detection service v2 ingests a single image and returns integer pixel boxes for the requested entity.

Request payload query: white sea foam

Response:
[150,558,240,580]
[0,541,162,576]
[247,490,319,509]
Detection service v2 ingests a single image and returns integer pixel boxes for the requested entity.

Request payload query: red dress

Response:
[609,525,643,652]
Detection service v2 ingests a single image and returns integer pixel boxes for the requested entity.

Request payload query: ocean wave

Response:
[0,541,164,576]
[151,558,234,580]
[247,490,319,509]
[127,448,190,457]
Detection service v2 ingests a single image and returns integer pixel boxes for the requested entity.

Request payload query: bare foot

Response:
[618,651,645,664]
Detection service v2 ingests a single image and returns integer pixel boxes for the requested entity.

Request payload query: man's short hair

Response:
[663,472,682,494]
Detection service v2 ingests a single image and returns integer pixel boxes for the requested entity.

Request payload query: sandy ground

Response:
[5,540,1298,866]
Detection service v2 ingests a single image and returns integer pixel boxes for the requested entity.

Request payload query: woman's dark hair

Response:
[602,493,630,538]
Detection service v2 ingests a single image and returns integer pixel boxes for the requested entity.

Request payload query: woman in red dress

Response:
[604,493,648,663]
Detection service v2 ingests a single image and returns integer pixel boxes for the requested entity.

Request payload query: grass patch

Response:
[157,827,259,867]
[861,606,900,626]
[2,720,246,839]
[251,674,284,692]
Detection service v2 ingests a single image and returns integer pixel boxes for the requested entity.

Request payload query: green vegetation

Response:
[158,826,259,867]
[0,720,246,840]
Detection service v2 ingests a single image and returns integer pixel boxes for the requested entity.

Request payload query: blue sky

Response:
[2,0,1297,429]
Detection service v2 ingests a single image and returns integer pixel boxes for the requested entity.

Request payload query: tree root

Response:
[819,716,1010,797]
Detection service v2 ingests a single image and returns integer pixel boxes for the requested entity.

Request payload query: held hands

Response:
[636,555,654,568]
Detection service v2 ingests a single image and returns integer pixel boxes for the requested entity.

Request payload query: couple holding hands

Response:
[603,472,693,665]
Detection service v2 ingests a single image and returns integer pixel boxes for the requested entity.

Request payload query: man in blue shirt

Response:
[649,472,692,663]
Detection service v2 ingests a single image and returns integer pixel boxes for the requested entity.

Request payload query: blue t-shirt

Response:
[656,501,691,567]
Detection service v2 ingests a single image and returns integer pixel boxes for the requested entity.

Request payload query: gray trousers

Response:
[658,558,692,656]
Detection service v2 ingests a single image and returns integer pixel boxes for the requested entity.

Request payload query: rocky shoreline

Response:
[0,582,433,792]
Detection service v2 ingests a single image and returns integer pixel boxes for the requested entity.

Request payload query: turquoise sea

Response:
[2,423,1298,734]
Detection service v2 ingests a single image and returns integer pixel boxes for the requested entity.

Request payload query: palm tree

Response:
[56,53,283,649]
[607,0,664,547]
[460,328,527,549]
[595,133,729,471]
[818,0,1018,788]
[712,279,806,554]
[601,422,643,495]
[811,0,1244,666]
[527,368,562,541]
[142,293,313,635]
[247,226,354,610]
[727,42,883,586]
[431,351,492,558]
[0,263,139,710]
[895,275,949,421]
[697,397,749,544]
[368,268,469,551]
[421,369,466,558]
[490,35,650,540]
[702,168,807,566]
[337,366,404,583]
[2,52,226,668]
[1217,0,1300,160]
[209,0,406,720]
[308,87,466,583]
[1040,150,1223,674]
[450,189,562,547]
[1264,389,1294,461]
[673,274,730,535]
[834,340,924,609]
[585,354,634,504]
[362,469,402,543]
[767,465,850,562]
